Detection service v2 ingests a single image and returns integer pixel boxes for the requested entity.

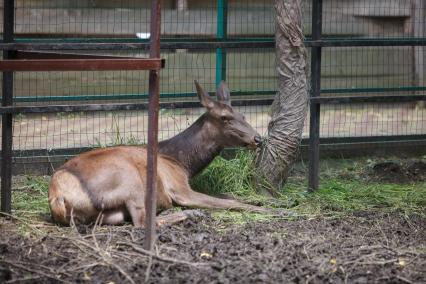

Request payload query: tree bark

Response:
[255,0,308,196]
[176,0,188,11]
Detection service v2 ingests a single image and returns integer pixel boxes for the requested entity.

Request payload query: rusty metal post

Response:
[144,0,161,251]
[1,0,15,214]
[308,0,322,192]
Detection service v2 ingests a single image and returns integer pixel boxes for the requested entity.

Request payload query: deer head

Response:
[194,80,262,149]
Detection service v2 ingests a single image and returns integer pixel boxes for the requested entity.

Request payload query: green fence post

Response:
[216,0,228,86]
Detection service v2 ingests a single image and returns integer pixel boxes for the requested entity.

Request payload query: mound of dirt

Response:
[1,212,425,283]
[366,160,426,183]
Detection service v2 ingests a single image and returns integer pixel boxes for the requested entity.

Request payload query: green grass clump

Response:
[7,151,426,227]
[288,179,426,217]
[191,150,269,205]
[192,150,426,219]
[12,176,50,217]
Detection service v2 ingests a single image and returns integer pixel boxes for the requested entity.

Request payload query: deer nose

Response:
[254,135,263,146]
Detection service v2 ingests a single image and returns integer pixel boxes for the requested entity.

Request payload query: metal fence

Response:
[1,1,426,198]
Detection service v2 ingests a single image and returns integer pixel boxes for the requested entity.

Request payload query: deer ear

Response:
[194,80,215,110]
[216,81,231,106]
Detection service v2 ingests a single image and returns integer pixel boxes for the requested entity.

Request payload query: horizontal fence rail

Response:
[3,135,426,164]
[11,88,426,103]
[0,58,165,71]
[1,37,426,51]
[310,95,426,104]
[1,95,425,114]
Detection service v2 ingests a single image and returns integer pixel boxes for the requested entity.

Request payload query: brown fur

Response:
[48,81,268,227]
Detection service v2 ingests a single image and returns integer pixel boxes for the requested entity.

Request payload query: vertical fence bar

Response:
[308,0,323,192]
[412,0,424,96]
[215,0,228,86]
[1,0,15,214]
[144,0,161,251]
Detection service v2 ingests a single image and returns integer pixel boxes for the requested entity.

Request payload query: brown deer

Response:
[48,81,268,227]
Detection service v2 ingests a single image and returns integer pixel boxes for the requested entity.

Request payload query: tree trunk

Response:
[175,0,188,11]
[255,0,308,196]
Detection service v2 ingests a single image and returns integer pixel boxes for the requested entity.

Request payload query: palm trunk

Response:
[255,0,308,196]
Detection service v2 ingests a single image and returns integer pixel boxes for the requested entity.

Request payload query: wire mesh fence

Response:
[1,0,425,167]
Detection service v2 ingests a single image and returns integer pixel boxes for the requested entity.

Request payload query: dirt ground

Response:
[365,160,426,184]
[0,211,425,284]
[0,157,425,283]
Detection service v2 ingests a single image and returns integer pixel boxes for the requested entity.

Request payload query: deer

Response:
[48,80,270,227]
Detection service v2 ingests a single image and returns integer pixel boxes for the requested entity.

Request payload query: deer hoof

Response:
[183,209,210,219]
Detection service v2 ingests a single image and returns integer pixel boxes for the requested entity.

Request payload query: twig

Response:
[11,186,32,190]
[357,259,398,266]
[117,242,207,267]
[57,229,135,284]
[69,208,77,231]
[343,251,381,266]
[358,244,396,253]
[64,237,103,259]
[145,256,153,283]
[108,261,135,284]
[46,152,56,174]
[66,262,101,272]
[0,260,69,284]
[375,222,390,247]
[5,275,42,283]
[31,261,72,278]
[396,275,414,284]
[89,215,136,284]
[303,244,311,261]
[91,212,103,252]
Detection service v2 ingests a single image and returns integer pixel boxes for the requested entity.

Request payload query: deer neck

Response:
[158,114,223,177]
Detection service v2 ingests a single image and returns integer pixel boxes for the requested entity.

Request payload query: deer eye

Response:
[221,116,228,122]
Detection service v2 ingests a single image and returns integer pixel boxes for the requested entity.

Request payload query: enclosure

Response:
[0,0,425,283]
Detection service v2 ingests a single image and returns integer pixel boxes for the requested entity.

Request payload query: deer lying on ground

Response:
[48,81,269,227]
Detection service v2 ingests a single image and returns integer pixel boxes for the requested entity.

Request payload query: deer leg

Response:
[126,200,145,227]
[156,211,189,226]
[173,187,271,213]
[101,209,128,225]
[156,210,205,227]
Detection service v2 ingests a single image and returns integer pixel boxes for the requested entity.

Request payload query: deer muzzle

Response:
[254,135,263,147]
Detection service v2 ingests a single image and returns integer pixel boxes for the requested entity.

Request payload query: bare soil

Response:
[366,160,426,184]
[1,211,425,284]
